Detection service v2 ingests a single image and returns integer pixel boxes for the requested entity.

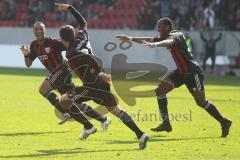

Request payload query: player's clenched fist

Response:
[99,72,112,83]
[55,3,70,12]
[20,45,30,57]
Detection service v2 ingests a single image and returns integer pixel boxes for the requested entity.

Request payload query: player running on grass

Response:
[54,3,149,149]
[20,22,111,139]
[116,17,232,137]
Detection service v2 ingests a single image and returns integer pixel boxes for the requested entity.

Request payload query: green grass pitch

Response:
[0,68,240,160]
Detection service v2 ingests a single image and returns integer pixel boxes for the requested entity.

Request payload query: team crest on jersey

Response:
[45,47,51,54]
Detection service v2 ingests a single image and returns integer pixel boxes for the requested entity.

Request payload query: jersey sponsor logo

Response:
[38,55,48,61]
[90,68,95,73]
[45,47,51,54]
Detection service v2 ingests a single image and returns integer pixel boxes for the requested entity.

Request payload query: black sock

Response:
[204,100,225,123]
[81,103,107,123]
[157,95,170,124]
[118,110,143,139]
[44,92,66,114]
[69,104,93,129]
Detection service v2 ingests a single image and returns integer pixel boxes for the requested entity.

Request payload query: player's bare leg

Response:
[151,78,175,132]
[191,91,232,137]
[39,79,71,125]
[59,94,97,139]
[107,106,149,149]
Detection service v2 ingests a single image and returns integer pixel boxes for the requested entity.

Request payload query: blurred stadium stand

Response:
[0,0,239,30]
[0,0,239,76]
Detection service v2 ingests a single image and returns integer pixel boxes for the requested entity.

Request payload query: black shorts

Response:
[169,70,205,92]
[67,77,118,107]
[46,63,75,95]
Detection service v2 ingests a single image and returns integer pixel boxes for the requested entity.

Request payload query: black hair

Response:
[157,17,174,30]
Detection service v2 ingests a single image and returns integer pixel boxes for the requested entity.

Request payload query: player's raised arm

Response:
[55,3,87,29]
[20,44,33,67]
[115,35,154,44]
[214,32,222,42]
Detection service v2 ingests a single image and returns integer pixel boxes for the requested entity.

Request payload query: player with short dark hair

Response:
[55,3,149,149]
[116,17,232,138]
[20,22,112,139]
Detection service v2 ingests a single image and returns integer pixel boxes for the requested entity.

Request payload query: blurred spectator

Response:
[137,7,154,30]
[0,0,238,30]
[203,4,215,29]
[235,53,240,68]
[0,0,16,20]
[158,0,171,17]
[0,1,6,20]
[28,0,44,26]
[201,31,222,74]
[236,9,240,30]
[107,0,117,9]
[4,0,16,20]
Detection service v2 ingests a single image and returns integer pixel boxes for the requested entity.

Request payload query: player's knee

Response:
[39,86,46,96]
[39,81,51,96]
[195,99,206,108]
[155,87,167,96]
[155,88,162,96]
[108,106,120,116]
[155,81,173,96]
[59,94,72,110]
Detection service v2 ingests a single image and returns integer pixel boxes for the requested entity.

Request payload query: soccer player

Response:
[20,22,111,139]
[115,17,232,137]
[55,3,149,149]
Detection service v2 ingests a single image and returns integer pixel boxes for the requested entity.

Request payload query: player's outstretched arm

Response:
[55,3,87,29]
[142,39,175,48]
[115,35,154,44]
[20,45,33,67]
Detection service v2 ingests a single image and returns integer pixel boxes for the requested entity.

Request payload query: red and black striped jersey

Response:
[29,37,65,73]
[68,52,102,84]
[153,30,203,75]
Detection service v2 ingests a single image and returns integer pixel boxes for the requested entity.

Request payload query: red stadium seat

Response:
[46,21,59,28]
[17,3,28,12]
[87,4,106,14]
[0,20,19,27]
[45,13,55,21]
[15,12,28,20]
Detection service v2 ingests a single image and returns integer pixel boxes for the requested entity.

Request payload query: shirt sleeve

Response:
[169,34,181,47]
[153,36,164,42]
[68,5,87,30]
[28,42,37,61]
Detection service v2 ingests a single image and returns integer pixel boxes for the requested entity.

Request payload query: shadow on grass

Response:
[0,147,139,159]
[0,131,68,137]
[89,136,219,145]
[150,136,220,142]
[0,136,222,158]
